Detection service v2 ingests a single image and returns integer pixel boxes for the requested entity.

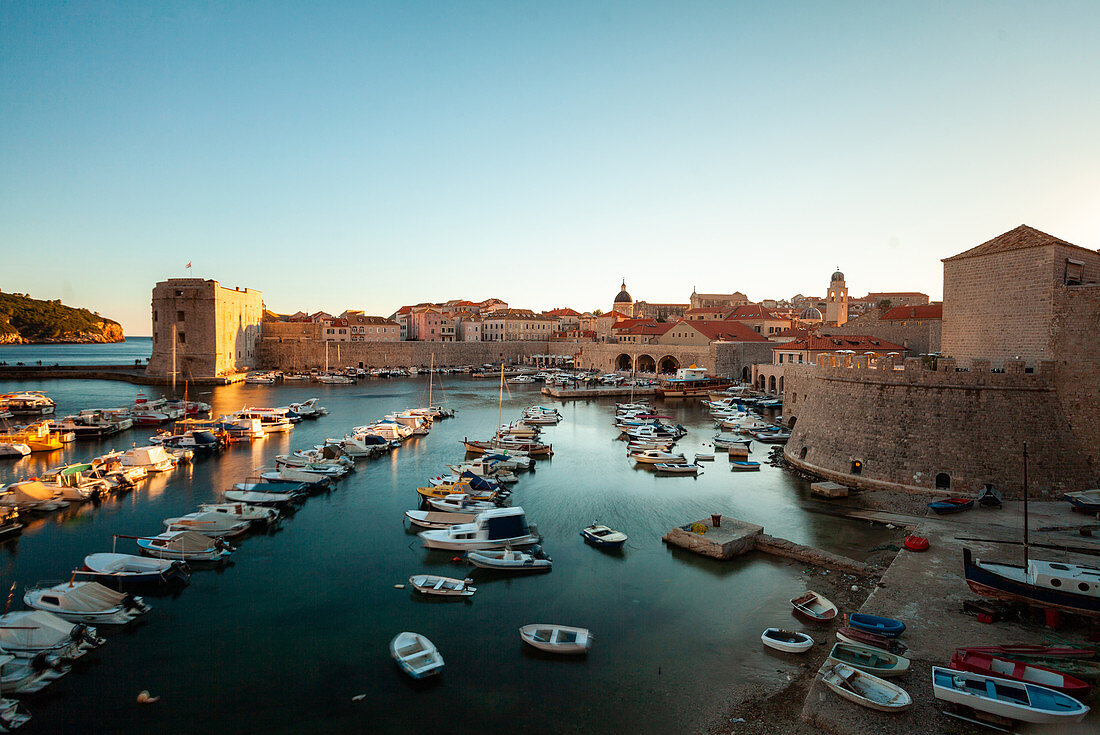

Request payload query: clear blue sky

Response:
[2,1,1098,334]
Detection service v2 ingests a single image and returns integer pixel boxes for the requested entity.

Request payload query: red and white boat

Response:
[950,649,1091,697]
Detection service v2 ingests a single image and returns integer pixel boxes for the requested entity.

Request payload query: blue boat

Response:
[847,613,906,638]
[730,461,761,472]
[927,498,974,515]
[1063,489,1100,513]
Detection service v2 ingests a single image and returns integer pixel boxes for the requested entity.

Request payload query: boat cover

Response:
[45,582,127,612]
[461,472,496,493]
[486,513,529,540]
[5,481,57,502]
[0,611,78,648]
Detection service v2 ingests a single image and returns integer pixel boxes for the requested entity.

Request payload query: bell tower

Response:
[825,268,848,326]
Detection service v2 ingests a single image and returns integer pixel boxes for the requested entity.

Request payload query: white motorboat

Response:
[931,666,1090,724]
[0,443,31,459]
[390,632,444,679]
[425,494,499,514]
[1,390,56,415]
[121,445,175,473]
[0,651,68,694]
[467,547,552,573]
[408,575,476,597]
[163,511,252,538]
[0,610,104,660]
[136,531,232,562]
[197,502,279,524]
[0,690,30,730]
[630,450,686,465]
[519,624,592,654]
[23,581,150,625]
[0,480,68,512]
[760,628,813,653]
[224,489,298,506]
[419,507,539,551]
[821,662,912,712]
[354,420,412,441]
[654,462,700,475]
[82,553,190,585]
[404,510,477,529]
[236,407,294,433]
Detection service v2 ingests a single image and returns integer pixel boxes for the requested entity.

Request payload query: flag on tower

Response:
[186,262,191,269]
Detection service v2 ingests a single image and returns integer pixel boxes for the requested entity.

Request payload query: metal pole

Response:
[1023,442,1030,572]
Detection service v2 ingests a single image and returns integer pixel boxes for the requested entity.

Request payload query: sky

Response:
[2,1,1098,335]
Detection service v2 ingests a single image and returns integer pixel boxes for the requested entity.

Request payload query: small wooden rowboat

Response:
[903,535,929,552]
[927,497,974,515]
[827,642,910,678]
[950,649,1091,696]
[962,645,1097,661]
[790,591,838,621]
[836,628,908,655]
[821,662,912,712]
[730,461,761,472]
[959,647,1100,681]
[847,613,905,639]
[519,624,591,654]
[760,628,813,654]
[390,632,444,679]
[408,575,476,597]
[932,666,1089,724]
[1063,489,1100,513]
[654,462,700,475]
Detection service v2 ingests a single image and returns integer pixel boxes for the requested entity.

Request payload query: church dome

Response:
[614,280,632,304]
[831,269,845,282]
[800,307,823,320]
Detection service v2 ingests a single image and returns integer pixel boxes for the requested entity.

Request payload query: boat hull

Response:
[963,549,1099,618]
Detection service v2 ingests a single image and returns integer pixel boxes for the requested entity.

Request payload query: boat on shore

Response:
[1063,489,1100,513]
[847,613,905,638]
[927,497,974,514]
[950,649,1091,696]
[835,627,908,655]
[790,591,838,621]
[827,642,910,678]
[761,628,813,654]
[962,548,1099,618]
[931,665,1089,724]
[821,662,912,712]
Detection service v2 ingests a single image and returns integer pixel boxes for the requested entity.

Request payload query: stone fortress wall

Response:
[256,339,555,370]
[147,279,263,378]
[782,356,1094,498]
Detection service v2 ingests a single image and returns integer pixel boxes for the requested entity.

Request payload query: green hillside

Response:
[0,291,124,343]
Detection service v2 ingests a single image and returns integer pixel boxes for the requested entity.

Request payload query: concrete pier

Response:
[810,481,849,499]
[541,386,657,400]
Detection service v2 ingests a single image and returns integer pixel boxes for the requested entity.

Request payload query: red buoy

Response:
[903,535,930,552]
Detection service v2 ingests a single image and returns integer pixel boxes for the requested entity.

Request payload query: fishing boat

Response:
[790,591,838,621]
[960,647,1100,681]
[760,628,813,654]
[135,531,232,562]
[23,581,150,625]
[630,449,686,465]
[197,503,280,525]
[931,666,1089,724]
[0,651,69,695]
[404,509,477,529]
[978,483,1004,508]
[903,535,929,552]
[654,462,700,475]
[821,662,912,712]
[163,511,252,538]
[224,487,301,507]
[467,546,552,573]
[425,494,498,514]
[390,632,444,679]
[835,628,908,655]
[927,497,974,514]
[847,613,905,638]
[418,507,539,551]
[0,611,104,660]
[949,649,1091,696]
[408,575,476,597]
[0,480,68,512]
[81,553,191,586]
[827,643,910,678]
[730,461,761,472]
[963,549,1099,618]
[518,624,592,654]
[1063,489,1100,513]
[580,522,627,549]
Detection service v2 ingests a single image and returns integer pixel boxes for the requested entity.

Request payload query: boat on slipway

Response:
[931,666,1089,724]
[826,643,910,678]
[790,591,838,621]
[761,628,813,654]
[821,662,911,712]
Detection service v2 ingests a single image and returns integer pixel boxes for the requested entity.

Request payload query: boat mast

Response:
[171,323,177,391]
[1022,441,1030,571]
[325,341,329,372]
[429,353,435,406]
[497,363,504,435]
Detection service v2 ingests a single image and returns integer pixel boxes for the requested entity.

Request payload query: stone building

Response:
[782,225,1100,498]
[822,303,942,356]
[612,280,634,317]
[147,278,263,379]
[632,300,689,321]
[824,269,849,326]
[689,289,750,310]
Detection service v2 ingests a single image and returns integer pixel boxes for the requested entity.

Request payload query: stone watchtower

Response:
[613,279,634,317]
[825,268,848,326]
[146,278,263,380]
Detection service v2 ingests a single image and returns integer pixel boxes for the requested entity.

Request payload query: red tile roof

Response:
[943,225,1093,262]
[617,322,675,336]
[676,320,770,342]
[773,334,908,352]
[724,303,783,320]
[545,307,582,317]
[881,304,943,320]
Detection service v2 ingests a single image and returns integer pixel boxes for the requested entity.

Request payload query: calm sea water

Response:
[0,368,893,734]
[0,338,152,366]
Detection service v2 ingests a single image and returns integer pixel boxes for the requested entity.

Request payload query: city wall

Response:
[572,341,773,377]
[1051,284,1100,479]
[256,340,554,369]
[782,358,1097,498]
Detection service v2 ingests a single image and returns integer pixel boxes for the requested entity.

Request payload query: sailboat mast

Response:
[429,354,434,406]
[498,363,504,434]
[1022,442,1030,571]
[171,323,177,391]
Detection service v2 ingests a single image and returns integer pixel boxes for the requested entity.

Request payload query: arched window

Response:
[935,472,950,489]
[799,446,808,460]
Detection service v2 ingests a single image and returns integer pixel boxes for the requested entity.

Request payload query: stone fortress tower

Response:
[613,279,634,317]
[824,268,848,326]
[147,278,263,380]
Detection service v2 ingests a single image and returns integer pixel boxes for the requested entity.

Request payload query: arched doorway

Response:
[741,366,749,381]
[757,374,766,391]
[778,376,784,393]
[658,355,680,374]
[768,375,777,393]
[636,354,656,373]
[616,354,633,371]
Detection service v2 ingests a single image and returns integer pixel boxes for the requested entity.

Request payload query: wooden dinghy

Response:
[836,627,908,655]
[790,591,838,621]
[404,510,477,529]
[760,628,813,654]
[827,642,910,678]
[653,462,700,476]
[950,649,1092,696]
[847,613,905,638]
[931,666,1089,724]
[927,497,974,515]
[408,575,476,597]
[519,624,592,654]
[821,662,912,712]
[390,632,444,679]
[729,461,761,472]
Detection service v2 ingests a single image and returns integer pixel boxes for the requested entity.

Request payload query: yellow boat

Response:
[416,481,497,502]
[0,422,64,452]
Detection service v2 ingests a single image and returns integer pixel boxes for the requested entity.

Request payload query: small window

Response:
[935,472,950,489]
[1050,578,1061,588]
[178,332,186,343]
[1080,583,1090,592]
[1050,563,1069,570]
[799,446,808,460]
[153,310,158,322]
[177,310,185,322]
[851,460,863,475]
